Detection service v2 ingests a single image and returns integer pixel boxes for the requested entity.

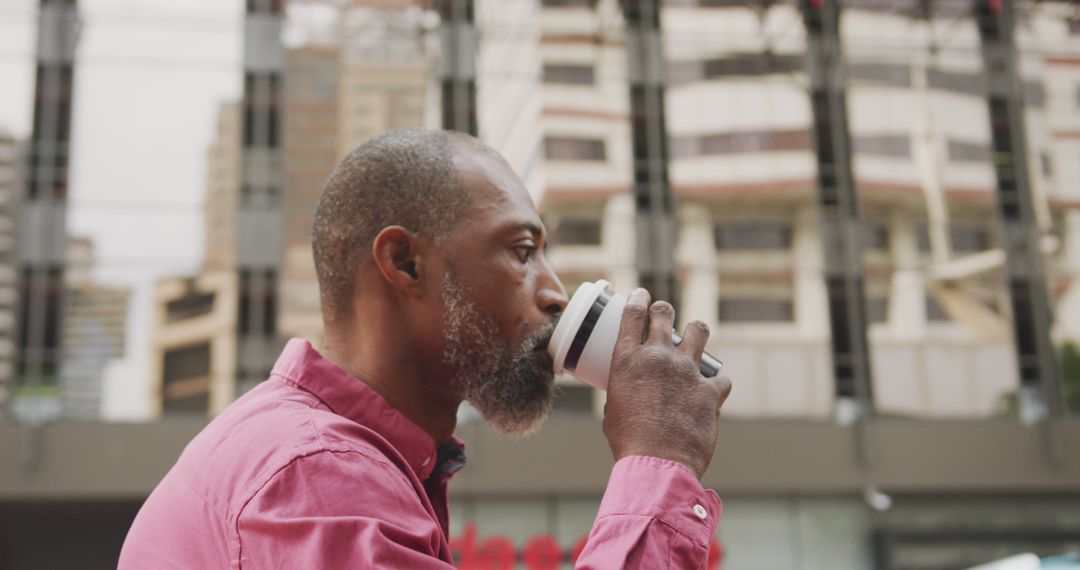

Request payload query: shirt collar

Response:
[270,338,465,482]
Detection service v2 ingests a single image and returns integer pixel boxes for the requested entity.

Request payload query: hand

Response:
[602,288,733,479]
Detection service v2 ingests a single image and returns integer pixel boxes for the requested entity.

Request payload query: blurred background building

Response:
[58,236,131,419]
[2,0,1080,568]
[0,131,18,413]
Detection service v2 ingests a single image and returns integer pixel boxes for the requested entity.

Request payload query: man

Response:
[119,129,733,568]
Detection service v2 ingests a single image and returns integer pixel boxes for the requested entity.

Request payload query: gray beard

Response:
[441,269,555,437]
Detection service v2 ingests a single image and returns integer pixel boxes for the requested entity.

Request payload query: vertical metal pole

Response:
[975,0,1063,460]
[12,0,78,420]
[801,0,876,433]
[623,0,678,307]
[437,0,477,136]
[237,0,285,396]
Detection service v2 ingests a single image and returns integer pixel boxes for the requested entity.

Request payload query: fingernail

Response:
[628,288,648,307]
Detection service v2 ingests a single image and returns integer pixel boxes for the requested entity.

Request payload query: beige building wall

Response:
[277,29,430,345]
[150,272,237,417]
[336,60,428,157]
[203,103,241,274]
[280,46,340,345]
[533,1,1080,419]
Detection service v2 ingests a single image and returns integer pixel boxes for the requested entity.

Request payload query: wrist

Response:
[614,448,705,480]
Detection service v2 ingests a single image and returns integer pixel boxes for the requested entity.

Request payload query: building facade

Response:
[147,102,244,417]
[278,9,431,345]
[57,236,131,420]
[533,0,1080,421]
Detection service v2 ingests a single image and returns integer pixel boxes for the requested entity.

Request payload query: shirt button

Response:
[693,504,708,520]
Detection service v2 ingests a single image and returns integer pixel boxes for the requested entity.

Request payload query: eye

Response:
[514,245,538,263]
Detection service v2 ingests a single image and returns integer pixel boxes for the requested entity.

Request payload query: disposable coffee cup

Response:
[547,280,723,390]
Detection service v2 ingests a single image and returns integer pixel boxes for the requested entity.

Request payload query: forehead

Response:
[452,151,542,238]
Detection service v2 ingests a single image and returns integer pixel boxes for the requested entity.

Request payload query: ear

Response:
[371,226,426,294]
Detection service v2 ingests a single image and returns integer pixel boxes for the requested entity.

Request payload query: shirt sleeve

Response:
[236,450,456,569]
[575,455,722,570]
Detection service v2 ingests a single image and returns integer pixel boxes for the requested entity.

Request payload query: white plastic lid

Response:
[548,280,608,374]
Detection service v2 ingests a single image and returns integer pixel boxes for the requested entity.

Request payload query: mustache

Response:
[527,320,558,352]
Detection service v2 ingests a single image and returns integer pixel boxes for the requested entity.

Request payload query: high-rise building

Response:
[0,130,18,414]
[278,10,431,344]
[150,272,237,416]
[149,13,434,415]
[532,0,1080,421]
[149,103,242,417]
[203,103,242,275]
[58,236,131,419]
[15,0,78,419]
[279,45,339,344]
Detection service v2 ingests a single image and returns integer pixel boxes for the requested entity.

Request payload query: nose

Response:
[538,267,569,317]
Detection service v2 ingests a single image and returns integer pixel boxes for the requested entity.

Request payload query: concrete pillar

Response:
[794,205,829,339]
[1052,211,1080,343]
[677,203,718,331]
[593,193,637,417]
[603,193,638,294]
[887,212,927,340]
[910,61,951,266]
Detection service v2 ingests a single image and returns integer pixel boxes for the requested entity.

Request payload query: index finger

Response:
[615,288,650,355]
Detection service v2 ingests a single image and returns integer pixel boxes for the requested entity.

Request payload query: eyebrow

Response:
[499,220,545,240]
[521,222,544,240]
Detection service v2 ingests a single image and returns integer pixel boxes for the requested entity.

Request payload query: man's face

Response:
[436,151,568,436]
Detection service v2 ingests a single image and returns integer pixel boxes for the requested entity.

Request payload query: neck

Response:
[321,320,461,444]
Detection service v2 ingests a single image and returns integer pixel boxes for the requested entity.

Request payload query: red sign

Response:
[449,523,724,569]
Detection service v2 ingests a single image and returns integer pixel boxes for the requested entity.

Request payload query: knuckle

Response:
[623,303,648,320]
[639,345,671,367]
[676,360,700,380]
[649,301,674,316]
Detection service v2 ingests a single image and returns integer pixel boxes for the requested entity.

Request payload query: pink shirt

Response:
[120,339,722,568]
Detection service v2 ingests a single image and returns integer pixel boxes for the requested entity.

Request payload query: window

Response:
[544,137,606,161]
[238,269,277,336]
[700,130,810,155]
[541,0,598,7]
[552,217,602,246]
[854,135,911,158]
[702,53,802,78]
[166,291,215,323]
[927,69,984,97]
[15,265,63,386]
[1041,153,1053,178]
[246,0,284,14]
[243,73,282,148]
[543,64,595,85]
[162,343,212,414]
[718,298,793,322]
[866,296,888,324]
[715,222,792,250]
[847,63,912,88]
[917,222,931,252]
[917,222,990,253]
[926,294,950,322]
[862,221,889,251]
[947,140,991,163]
[951,223,991,253]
